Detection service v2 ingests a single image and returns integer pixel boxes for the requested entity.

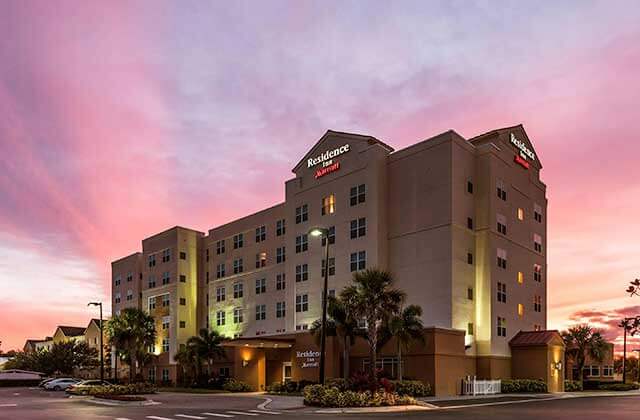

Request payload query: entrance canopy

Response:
[222,338,295,349]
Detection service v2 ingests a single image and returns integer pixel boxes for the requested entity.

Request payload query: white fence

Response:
[462,376,501,396]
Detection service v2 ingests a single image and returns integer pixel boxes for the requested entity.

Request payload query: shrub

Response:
[303,384,417,407]
[564,380,583,392]
[93,394,146,401]
[501,379,547,393]
[325,378,349,392]
[222,378,252,392]
[266,382,286,394]
[84,383,156,396]
[392,380,431,397]
[598,383,640,391]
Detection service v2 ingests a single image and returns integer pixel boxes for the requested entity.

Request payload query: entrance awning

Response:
[222,337,295,349]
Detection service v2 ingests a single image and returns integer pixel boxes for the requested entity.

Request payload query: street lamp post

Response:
[309,227,330,385]
[88,302,104,382]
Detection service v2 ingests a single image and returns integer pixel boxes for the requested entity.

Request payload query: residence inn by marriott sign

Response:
[308,143,351,178]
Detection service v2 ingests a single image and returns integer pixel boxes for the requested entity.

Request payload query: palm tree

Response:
[562,325,608,383]
[105,308,156,382]
[310,295,362,379]
[174,344,198,386]
[340,269,405,380]
[387,305,424,381]
[187,329,226,378]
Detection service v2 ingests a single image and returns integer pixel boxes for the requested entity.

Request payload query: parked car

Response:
[43,378,80,391]
[66,380,112,395]
[38,378,55,388]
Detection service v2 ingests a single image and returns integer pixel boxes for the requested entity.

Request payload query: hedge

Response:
[501,379,547,393]
[222,378,252,392]
[391,380,431,397]
[598,383,640,391]
[564,380,583,392]
[303,384,416,407]
[83,383,156,396]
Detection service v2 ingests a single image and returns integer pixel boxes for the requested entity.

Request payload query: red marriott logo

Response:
[514,155,530,169]
[315,162,340,179]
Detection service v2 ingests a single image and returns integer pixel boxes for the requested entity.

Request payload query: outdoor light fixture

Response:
[242,360,249,367]
[308,226,331,385]
[87,301,104,382]
[551,361,562,371]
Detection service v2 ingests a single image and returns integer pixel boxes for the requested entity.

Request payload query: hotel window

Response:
[497,317,507,337]
[534,324,542,331]
[216,263,225,279]
[179,321,186,328]
[233,282,244,299]
[497,179,507,201]
[350,251,366,272]
[233,233,244,249]
[148,297,156,311]
[518,303,524,317]
[534,234,543,253]
[255,304,266,321]
[162,339,169,353]
[497,214,507,235]
[467,217,473,230]
[148,254,156,267]
[216,240,225,254]
[296,234,308,253]
[296,324,309,331]
[276,247,286,263]
[233,258,243,274]
[216,286,226,302]
[179,297,186,306]
[162,317,170,330]
[276,219,286,236]
[255,278,266,294]
[497,248,507,269]
[115,275,121,286]
[296,294,309,312]
[255,225,266,242]
[534,295,542,312]
[162,271,170,285]
[161,368,169,382]
[467,252,473,265]
[276,301,286,318]
[148,275,156,289]
[295,204,308,224]
[534,203,543,223]
[534,264,542,282]
[216,310,225,326]
[467,287,473,300]
[162,294,170,307]
[603,366,614,376]
[233,308,243,324]
[295,264,308,282]
[350,184,366,206]
[497,282,507,303]
[179,251,186,260]
[518,272,524,284]
[276,273,286,290]
[148,368,156,382]
[126,290,133,301]
[467,180,474,194]
[328,289,335,298]
[321,257,336,277]
[517,208,525,221]
[115,293,121,304]
[467,323,474,336]
[206,271,210,284]
[321,226,336,246]
[179,275,186,283]
[350,218,366,239]
[162,248,171,263]
[255,252,267,268]
[205,248,210,262]
[321,194,336,215]
[126,272,133,282]
[219,367,230,377]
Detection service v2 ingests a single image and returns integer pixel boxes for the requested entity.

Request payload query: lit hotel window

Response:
[322,194,336,215]
[517,208,524,220]
[518,272,524,284]
[518,303,524,317]
[256,252,267,268]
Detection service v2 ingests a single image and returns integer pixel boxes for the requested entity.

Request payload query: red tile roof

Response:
[509,330,564,347]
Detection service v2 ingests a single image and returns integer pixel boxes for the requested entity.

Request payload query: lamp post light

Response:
[88,302,104,382]
[309,226,330,385]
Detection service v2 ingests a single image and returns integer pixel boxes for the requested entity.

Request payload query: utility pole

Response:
[88,302,104,382]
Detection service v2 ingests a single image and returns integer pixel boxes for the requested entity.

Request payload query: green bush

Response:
[84,383,156,396]
[303,384,417,407]
[325,378,349,392]
[222,378,252,392]
[564,380,583,392]
[598,383,640,391]
[501,379,547,393]
[391,380,431,397]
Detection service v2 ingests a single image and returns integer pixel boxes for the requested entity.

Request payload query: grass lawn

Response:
[158,387,230,394]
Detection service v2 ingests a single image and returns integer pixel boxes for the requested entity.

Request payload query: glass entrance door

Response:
[282,362,292,382]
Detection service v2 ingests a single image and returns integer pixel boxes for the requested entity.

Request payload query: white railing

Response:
[462,376,501,396]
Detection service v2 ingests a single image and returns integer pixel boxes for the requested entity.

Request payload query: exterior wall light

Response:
[242,360,249,367]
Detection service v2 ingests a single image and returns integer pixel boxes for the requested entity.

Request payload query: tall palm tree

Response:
[387,305,424,381]
[562,325,607,383]
[340,269,405,380]
[187,328,226,378]
[174,344,198,385]
[310,295,362,379]
[105,308,156,382]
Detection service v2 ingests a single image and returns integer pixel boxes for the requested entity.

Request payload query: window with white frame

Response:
[115,292,121,304]
[534,203,543,223]
[276,301,286,318]
[148,297,156,311]
[497,282,507,303]
[233,308,244,324]
[216,239,225,254]
[233,282,243,299]
[296,234,308,253]
[321,194,336,215]
[497,248,507,269]
[321,257,336,277]
[296,294,309,312]
[255,304,266,321]
[255,278,266,294]
[162,316,170,330]
[350,218,366,239]
[350,184,366,206]
[276,219,286,236]
[162,339,169,353]
[216,286,225,302]
[534,264,543,282]
[295,204,308,224]
[233,258,243,274]
[162,368,169,382]
[534,295,542,312]
[148,254,156,267]
[255,252,267,268]
[276,273,286,290]
[497,317,507,337]
[276,246,285,263]
[255,225,266,242]
[115,275,121,286]
[162,248,171,263]
[321,226,336,246]
[233,233,244,249]
[216,310,225,326]
[497,179,507,201]
[350,251,366,272]
[162,271,170,285]
[216,263,225,279]
[497,213,507,235]
[126,290,133,301]
[295,264,308,282]
[534,233,543,253]
[162,294,170,307]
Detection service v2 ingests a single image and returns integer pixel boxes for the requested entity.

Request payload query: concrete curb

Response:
[80,397,161,407]
[257,397,272,410]
[315,404,433,414]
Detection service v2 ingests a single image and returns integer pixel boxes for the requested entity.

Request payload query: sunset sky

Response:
[1,1,639,352]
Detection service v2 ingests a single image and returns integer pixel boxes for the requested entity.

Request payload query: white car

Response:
[44,378,80,391]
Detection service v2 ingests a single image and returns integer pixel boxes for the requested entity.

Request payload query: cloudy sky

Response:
[1,0,639,351]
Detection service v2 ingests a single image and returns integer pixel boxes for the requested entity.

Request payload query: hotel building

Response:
[111,124,555,394]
